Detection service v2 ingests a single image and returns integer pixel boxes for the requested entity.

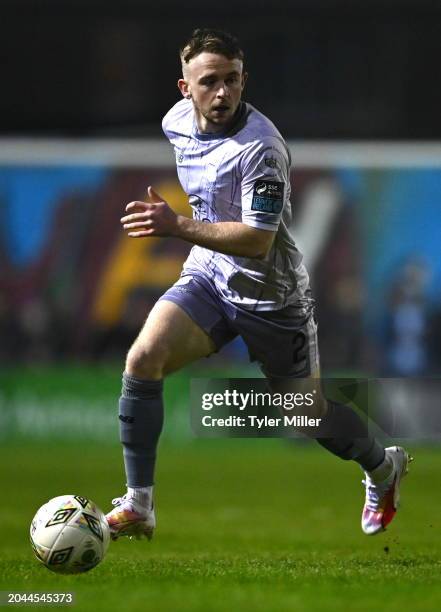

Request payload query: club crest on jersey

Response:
[251,180,284,214]
[264,156,279,169]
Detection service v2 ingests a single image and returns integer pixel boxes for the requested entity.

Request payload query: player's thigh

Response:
[126,299,216,378]
[283,320,326,418]
[246,313,319,379]
[246,313,326,418]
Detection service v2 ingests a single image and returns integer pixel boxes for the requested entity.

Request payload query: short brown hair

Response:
[180,28,244,66]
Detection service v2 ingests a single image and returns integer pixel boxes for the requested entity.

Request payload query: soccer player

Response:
[106,29,411,539]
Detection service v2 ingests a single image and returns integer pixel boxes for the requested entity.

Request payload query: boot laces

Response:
[111,494,129,507]
[362,475,391,512]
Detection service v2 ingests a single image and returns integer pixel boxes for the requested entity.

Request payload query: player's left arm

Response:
[239,138,290,237]
[121,187,275,259]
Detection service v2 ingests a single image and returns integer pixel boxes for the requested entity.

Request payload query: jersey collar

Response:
[193,102,249,141]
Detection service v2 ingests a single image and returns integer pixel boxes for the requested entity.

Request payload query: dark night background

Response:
[1,0,441,376]
[1,0,440,138]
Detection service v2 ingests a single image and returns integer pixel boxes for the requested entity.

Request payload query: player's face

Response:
[178,53,247,134]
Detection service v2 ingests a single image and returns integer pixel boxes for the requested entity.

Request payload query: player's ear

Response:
[178,78,191,99]
[241,71,248,91]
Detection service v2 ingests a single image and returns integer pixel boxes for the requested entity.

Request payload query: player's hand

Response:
[121,186,179,238]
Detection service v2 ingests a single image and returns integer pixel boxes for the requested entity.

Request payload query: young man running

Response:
[106,28,411,540]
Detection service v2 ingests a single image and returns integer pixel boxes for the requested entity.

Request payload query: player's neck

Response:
[196,103,245,137]
[196,117,230,135]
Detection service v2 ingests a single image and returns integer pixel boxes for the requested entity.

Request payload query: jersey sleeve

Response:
[240,138,291,231]
[161,99,193,145]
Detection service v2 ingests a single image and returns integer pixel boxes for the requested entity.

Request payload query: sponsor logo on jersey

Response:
[251,180,284,214]
[255,181,267,194]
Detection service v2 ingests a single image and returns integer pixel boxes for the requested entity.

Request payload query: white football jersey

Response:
[162,98,310,311]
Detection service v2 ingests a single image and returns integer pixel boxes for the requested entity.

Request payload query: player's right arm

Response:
[121,187,275,259]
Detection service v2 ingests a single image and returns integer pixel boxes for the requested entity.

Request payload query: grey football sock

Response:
[315,400,385,472]
[118,373,164,487]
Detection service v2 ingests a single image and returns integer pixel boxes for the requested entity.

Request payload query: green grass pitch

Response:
[1,439,440,611]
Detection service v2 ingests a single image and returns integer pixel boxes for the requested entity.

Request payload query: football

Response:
[30,495,110,574]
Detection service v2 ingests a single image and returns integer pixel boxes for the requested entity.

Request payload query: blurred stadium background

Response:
[1,0,441,439]
[1,2,441,609]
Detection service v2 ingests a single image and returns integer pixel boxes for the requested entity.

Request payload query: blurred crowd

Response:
[1,255,440,376]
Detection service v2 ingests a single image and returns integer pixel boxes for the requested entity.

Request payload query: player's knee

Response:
[125,342,166,380]
[268,377,328,419]
[310,393,328,419]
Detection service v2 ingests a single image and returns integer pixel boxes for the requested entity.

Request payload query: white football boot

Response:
[106,493,155,541]
[361,445,412,535]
